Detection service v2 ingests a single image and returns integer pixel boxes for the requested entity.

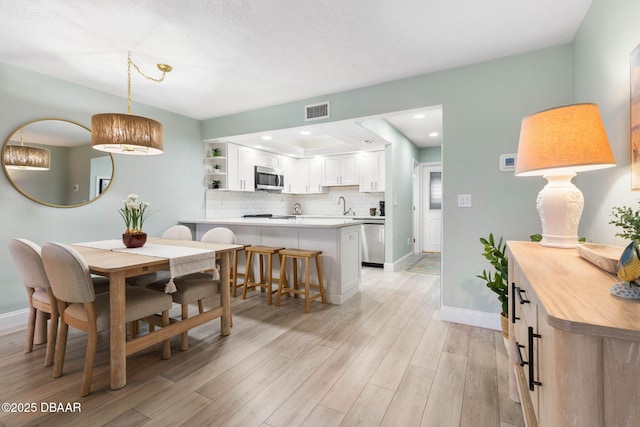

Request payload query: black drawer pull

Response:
[528,326,542,391]
[515,341,527,367]
[517,288,530,305]
[511,283,521,324]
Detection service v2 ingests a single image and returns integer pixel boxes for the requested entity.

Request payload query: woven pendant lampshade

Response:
[3,129,50,170]
[92,113,163,155]
[92,52,171,156]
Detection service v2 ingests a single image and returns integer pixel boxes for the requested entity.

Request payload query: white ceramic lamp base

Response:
[536,174,583,248]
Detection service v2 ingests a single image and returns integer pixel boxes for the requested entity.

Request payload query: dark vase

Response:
[122,232,147,248]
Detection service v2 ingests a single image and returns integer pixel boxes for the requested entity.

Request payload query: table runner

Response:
[74,240,217,293]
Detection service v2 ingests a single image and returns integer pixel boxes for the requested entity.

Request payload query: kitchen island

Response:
[180,217,362,304]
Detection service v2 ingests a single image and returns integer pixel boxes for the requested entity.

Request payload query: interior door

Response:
[421,164,442,253]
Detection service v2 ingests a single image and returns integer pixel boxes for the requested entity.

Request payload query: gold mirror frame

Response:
[2,119,115,208]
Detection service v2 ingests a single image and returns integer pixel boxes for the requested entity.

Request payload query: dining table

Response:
[70,237,242,390]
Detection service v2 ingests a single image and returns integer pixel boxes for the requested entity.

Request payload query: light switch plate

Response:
[457,194,472,207]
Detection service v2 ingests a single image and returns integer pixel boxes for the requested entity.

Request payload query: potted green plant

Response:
[213,164,221,171]
[477,233,509,339]
[212,147,221,157]
[211,180,221,189]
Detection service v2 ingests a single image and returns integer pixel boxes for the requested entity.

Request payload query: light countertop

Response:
[181,217,364,228]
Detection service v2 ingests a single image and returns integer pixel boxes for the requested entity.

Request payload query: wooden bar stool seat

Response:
[276,248,326,313]
[242,245,284,304]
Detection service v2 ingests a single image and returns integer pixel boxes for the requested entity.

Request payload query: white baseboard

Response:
[440,304,501,331]
[0,309,28,336]
[385,251,414,272]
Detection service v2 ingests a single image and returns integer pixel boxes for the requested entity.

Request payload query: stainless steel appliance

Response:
[254,166,284,191]
[361,218,385,267]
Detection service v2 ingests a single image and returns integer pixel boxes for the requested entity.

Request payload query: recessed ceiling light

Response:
[261,135,272,140]
[429,132,439,137]
[361,139,375,145]
[300,131,311,135]
[414,114,426,119]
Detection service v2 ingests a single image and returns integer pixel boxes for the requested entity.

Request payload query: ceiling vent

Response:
[305,102,330,121]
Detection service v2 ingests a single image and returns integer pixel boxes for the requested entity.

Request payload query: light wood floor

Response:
[0,265,524,427]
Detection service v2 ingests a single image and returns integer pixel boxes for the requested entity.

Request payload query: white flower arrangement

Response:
[118,194,154,234]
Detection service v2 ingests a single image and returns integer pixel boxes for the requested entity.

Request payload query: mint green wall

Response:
[359,119,419,262]
[0,63,203,314]
[420,146,441,163]
[572,0,640,246]
[202,46,573,316]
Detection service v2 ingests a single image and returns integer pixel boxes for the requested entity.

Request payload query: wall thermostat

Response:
[499,154,517,172]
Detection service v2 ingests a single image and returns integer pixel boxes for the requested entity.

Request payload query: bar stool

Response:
[231,244,251,297]
[276,249,326,313]
[242,245,284,304]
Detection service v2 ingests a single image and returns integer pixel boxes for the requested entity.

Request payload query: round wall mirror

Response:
[2,119,114,208]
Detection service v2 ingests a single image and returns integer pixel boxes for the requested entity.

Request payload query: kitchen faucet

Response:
[338,196,351,216]
[292,202,302,215]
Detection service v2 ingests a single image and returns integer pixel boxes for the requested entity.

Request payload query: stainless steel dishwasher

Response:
[361,218,385,267]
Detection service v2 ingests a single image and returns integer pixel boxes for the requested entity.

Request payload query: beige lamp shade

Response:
[4,145,50,170]
[91,113,163,155]
[515,103,615,176]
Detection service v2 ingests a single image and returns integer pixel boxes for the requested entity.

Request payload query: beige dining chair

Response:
[9,238,59,367]
[148,227,234,350]
[127,225,193,287]
[9,239,113,367]
[202,227,248,297]
[41,242,173,396]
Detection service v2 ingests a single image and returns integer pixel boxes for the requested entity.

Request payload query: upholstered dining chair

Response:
[148,227,235,350]
[41,242,173,396]
[9,239,112,367]
[202,227,248,297]
[9,238,59,367]
[127,225,193,287]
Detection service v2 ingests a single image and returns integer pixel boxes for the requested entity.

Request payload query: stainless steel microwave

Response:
[255,165,284,191]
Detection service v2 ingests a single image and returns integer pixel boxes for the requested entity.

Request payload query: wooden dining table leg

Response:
[109,270,127,389]
[219,252,231,336]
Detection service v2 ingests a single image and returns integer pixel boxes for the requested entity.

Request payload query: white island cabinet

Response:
[180,218,362,304]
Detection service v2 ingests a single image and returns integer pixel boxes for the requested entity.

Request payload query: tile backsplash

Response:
[205,186,384,219]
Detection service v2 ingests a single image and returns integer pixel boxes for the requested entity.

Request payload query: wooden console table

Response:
[507,241,640,426]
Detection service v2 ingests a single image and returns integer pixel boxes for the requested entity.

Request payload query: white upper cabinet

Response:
[227,143,254,191]
[254,151,281,169]
[359,151,385,192]
[322,154,358,186]
[279,156,295,194]
[291,158,326,194]
[309,158,326,193]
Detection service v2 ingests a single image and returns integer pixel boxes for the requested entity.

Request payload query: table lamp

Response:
[515,103,615,248]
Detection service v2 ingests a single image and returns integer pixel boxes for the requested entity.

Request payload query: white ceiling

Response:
[0,0,592,152]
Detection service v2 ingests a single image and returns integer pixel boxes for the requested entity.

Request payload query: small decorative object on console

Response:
[609,202,640,299]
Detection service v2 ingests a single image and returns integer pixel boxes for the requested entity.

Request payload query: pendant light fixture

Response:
[4,128,50,170]
[92,52,172,155]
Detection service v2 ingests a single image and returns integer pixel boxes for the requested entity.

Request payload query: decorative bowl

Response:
[122,232,147,248]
